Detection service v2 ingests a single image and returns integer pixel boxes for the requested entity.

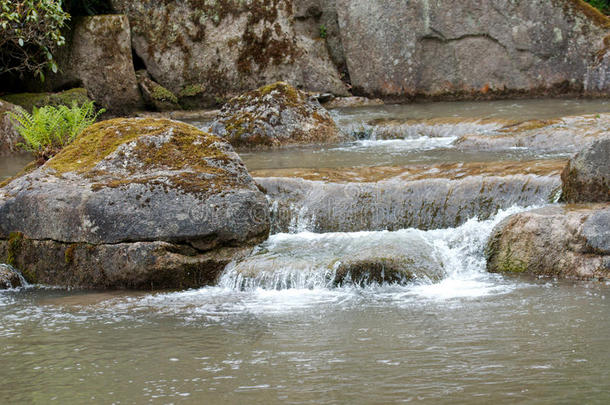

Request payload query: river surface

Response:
[1,98,610,403]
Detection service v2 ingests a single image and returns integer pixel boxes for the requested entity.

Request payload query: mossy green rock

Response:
[2,88,91,112]
[0,118,270,289]
[487,205,610,279]
[136,70,180,112]
[211,82,346,148]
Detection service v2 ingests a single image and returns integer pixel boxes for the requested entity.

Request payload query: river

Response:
[1,98,609,403]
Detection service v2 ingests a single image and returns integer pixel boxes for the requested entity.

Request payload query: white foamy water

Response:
[328,136,458,154]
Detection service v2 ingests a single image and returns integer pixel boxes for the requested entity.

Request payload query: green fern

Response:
[7,101,104,162]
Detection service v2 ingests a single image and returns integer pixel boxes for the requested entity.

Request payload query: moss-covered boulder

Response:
[0,118,270,289]
[136,70,180,112]
[2,89,91,112]
[0,100,22,156]
[561,138,610,203]
[487,205,610,280]
[0,264,22,289]
[210,82,346,148]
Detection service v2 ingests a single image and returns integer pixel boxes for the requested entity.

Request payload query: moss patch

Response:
[6,232,23,267]
[2,89,91,112]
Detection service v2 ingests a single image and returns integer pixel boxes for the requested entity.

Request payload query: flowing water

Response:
[1,99,610,403]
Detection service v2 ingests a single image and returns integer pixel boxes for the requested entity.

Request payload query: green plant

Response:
[8,101,105,162]
[0,0,69,80]
[584,0,610,14]
[319,24,327,39]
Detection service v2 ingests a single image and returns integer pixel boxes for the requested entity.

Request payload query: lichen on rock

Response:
[210,81,346,148]
[0,118,270,289]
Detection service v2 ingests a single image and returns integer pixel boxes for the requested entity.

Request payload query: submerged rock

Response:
[561,138,610,203]
[0,118,269,289]
[0,264,22,289]
[323,97,384,109]
[0,100,21,156]
[337,0,610,99]
[211,82,346,148]
[456,114,610,153]
[487,205,610,279]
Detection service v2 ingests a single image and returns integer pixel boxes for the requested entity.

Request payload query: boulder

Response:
[136,70,181,112]
[487,205,610,279]
[0,100,21,156]
[0,118,270,289]
[109,0,348,107]
[2,89,91,112]
[210,82,346,148]
[337,0,610,99]
[33,15,143,114]
[0,264,22,289]
[561,138,610,203]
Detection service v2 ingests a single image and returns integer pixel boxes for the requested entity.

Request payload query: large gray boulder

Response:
[0,100,21,156]
[487,205,610,279]
[34,15,143,114]
[210,82,346,148]
[110,0,348,107]
[337,0,610,98]
[561,138,610,203]
[0,118,270,289]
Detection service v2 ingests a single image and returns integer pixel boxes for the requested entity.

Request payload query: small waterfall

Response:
[260,174,559,234]
[219,206,528,291]
[0,264,28,289]
[339,120,504,141]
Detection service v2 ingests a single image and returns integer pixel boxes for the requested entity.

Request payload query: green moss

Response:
[151,84,178,104]
[6,232,23,267]
[48,118,231,175]
[179,84,205,98]
[2,89,91,112]
[65,244,77,265]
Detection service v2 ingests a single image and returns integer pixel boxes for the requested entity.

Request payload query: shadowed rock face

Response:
[257,168,560,233]
[561,138,610,203]
[211,82,346,148]
[337,0,610,99]
[110,0,348,106]
[0,100,21,156]
[0,118,270,289]
[487,205,610,279]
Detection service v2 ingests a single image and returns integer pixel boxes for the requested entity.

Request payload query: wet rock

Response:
[0,100,21,156]
[110,0,348,107]
[136,70,180,112]
[210,82,346,148]
[2,89,91,112]
[258,171,560,233]
[487,205,610,279]
[337,0,610,99]
[323,97,384,109]
[0,118,269,289]
[561,138,610,203]
[0,264,22,289]
[456,115,610,153]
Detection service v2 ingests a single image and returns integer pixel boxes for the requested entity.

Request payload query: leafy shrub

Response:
[319,24,327,39]
[0,0,69,80]
[8,101,105,162]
